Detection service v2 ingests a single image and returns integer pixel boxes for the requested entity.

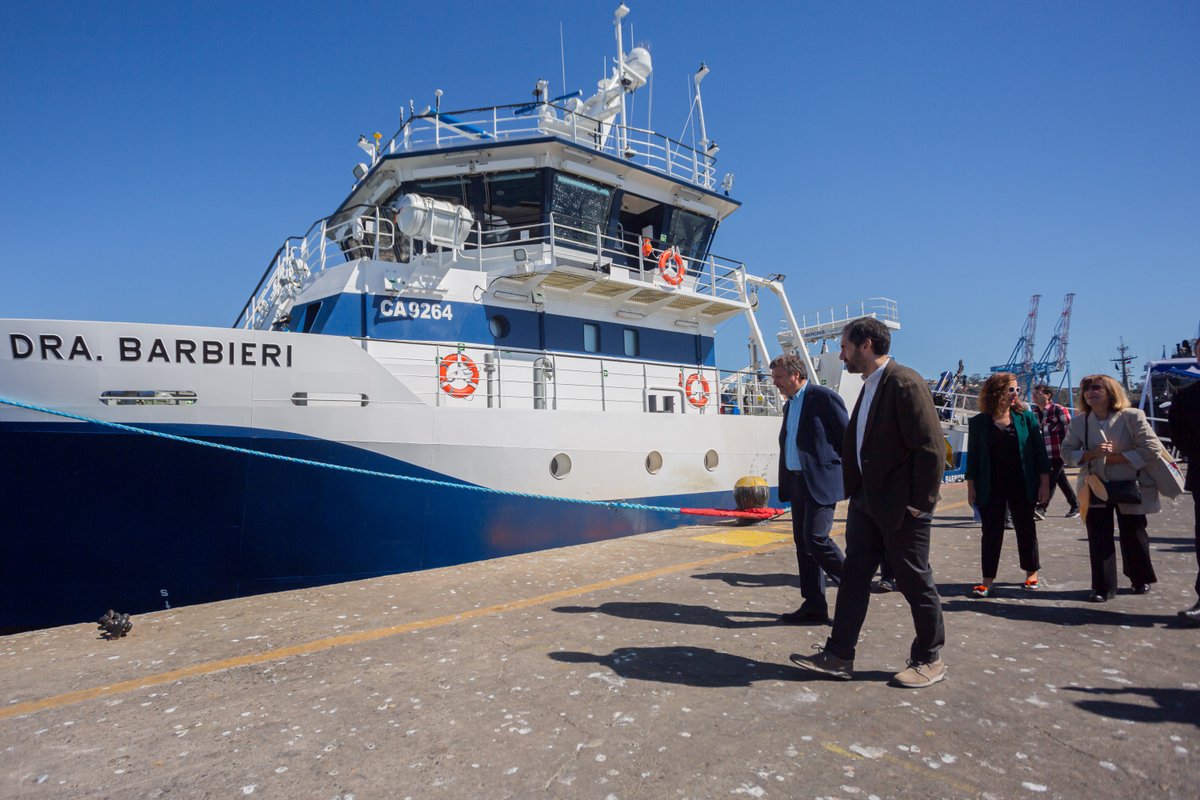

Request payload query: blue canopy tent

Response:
[1140,357,1200,451]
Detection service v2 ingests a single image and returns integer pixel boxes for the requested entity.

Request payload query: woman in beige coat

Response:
[1062,374,1160,602]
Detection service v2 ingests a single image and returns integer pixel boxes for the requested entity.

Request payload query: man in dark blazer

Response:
[1169,340,1200,626]
[770,353,849,623]
[791,317,947,687]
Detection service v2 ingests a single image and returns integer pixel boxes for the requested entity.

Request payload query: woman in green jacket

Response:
[966,372,1051,597]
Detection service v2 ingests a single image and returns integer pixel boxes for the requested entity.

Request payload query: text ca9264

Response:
[378,300,454,320]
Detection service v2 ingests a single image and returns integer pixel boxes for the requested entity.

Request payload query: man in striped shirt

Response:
[1033,384,1080,519]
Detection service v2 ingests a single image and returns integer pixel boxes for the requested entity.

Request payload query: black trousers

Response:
[1038,457,1078,511]
[979,482,1040,579]
[1193,492,1200,597]
[826,491,945,663]
[1084,504,1157,595]
[784,470,844,611]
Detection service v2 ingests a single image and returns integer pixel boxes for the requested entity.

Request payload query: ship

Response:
[0,4,897,630]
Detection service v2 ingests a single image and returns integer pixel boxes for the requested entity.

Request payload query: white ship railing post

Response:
[319,219,328,274]
[600,358,607,411]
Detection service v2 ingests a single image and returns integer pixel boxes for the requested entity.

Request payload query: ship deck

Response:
[2,479,1197,799]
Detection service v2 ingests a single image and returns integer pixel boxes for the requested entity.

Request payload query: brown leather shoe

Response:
[891,657,946,688]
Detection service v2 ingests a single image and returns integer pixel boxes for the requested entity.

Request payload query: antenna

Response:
[614,4,630,155]
[1111,338,1136,392]
[693,62,710,151]
[559,22,567,100]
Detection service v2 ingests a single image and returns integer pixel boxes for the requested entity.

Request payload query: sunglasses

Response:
[1004,386,1018,394]
[1082,384,1105,392]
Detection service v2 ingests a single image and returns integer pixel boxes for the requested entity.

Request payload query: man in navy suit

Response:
[771,353,849,623]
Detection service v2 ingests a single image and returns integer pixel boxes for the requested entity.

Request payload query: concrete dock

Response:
[2,480,1198,799]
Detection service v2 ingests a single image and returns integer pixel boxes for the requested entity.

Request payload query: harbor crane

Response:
[991,293,1076,401]
[991,294,1041,397]
[1029,293,1075,401]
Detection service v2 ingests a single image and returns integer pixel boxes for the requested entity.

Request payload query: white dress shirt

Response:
[854,357,890,470]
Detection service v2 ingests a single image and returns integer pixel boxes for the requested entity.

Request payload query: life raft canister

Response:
[439,353,480,398]
[658,247,685,285]
[684,372,710,407]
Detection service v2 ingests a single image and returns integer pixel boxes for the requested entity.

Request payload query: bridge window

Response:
[551,173,613,244]
[399,176,471,206]
[668,208,716,261]
[483,171,544,244]
[618,193,667,263]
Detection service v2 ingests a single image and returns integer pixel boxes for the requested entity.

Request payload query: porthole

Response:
[645,450,663,475]
[489,315,511,339]
[550,452,572,479]
[704,449,719,471]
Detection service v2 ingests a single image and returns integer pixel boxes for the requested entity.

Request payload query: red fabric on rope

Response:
[678,507,786,519]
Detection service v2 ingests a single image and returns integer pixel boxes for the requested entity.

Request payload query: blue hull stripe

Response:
[0,421,776,630]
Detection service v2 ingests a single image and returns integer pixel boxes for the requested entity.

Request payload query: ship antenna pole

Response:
[694,62,710,152]
[559,22,567,100]
[614,4,630,156]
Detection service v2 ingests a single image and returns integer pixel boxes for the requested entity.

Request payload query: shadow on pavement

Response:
[553,601,782,629]
[690,571,800,589]
[938,582,1087,602]
[1148,533,1196,554]
[940,597,1172,628]
[931,514,978,530]
[1064,685,1200,727]
[548,645,892,687]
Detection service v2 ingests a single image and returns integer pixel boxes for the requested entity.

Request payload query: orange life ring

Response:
[439,353,479,398]
[658,247,685,285]
[685,373,710,407]
[641,238,654,258]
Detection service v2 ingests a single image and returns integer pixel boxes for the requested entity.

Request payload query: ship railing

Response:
[788,298,901,342]
[933,389,979,426]
[369,102,718,190]
[236,205,400,330]
[238,206,749,329]
[366,339,782,417]
[472,214,746,302]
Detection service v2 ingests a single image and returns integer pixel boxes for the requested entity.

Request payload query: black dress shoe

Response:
[1087,591,1112,603]
[1132,584,1152,595]
[1178,601,1200,627]
[779,607,831,624]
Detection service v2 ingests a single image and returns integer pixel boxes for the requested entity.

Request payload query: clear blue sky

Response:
[2,1,1196,385]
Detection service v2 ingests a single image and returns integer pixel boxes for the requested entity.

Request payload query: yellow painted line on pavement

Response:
[696,499,970,548]
[693,529,792,546]
[822,741,980,794]
[1,534,794,722]
[3,498,973,722]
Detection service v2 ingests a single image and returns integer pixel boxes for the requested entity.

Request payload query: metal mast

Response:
[1111,338,1136,392]
[991,294,1041,396]
[1030,293,1075,396]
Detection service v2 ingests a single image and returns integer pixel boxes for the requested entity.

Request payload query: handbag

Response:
[1085,413,1143,506]
[1102,479,1142,505]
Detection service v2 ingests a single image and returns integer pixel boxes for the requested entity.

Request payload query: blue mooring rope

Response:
[0,395,683,515]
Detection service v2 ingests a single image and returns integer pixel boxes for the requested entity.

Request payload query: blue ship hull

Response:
[0,421,749,631]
